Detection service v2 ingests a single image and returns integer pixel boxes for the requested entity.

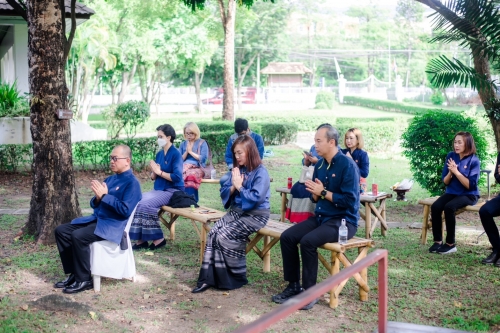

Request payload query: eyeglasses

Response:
[109,156,128,162]
[185,132,195,136]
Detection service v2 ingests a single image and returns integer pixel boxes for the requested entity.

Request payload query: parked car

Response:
[203,88,256,104]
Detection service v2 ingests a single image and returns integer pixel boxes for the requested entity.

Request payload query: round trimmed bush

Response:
[401,111,489,196]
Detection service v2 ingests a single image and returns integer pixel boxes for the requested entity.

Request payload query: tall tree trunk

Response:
[236,52,258,111]
[25,0,80,244]
[118,60,138,104]
[194,70,204,113]
[218,0,236,120]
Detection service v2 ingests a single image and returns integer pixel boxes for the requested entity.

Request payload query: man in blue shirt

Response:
[272,124,360,310]
[54,145,142,294]
[219,118,265,185]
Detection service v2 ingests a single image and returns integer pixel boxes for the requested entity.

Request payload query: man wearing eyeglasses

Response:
[272,124,360,310]
[220,118,265,185]
[53,145,142,294]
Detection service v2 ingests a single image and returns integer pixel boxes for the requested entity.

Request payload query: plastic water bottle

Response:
[210,169,217,179]
[339,219,348,245]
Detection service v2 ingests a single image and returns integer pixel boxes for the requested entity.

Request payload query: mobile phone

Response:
[303,150,312,156]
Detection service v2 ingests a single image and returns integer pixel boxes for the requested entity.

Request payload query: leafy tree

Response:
[103,101,151,139]
[5,0,81,244]
[415,0,500,151]
[182,0,275,120]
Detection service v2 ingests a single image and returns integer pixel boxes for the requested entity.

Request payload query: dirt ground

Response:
[0,170,489,333]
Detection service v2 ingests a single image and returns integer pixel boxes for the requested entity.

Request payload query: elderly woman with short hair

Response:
[178,122,209,203]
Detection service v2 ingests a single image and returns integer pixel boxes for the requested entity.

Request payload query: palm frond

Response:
[426,55,497,92]
[428,0,500,63]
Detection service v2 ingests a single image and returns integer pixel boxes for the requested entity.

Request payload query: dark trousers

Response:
[280,216,357,290]
[54,222,104,282]
[431,193,478,244]
[479,195,500,251]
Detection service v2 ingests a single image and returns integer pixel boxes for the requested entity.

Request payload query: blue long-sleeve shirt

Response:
[154,145,185,191]
[178,139,209,168]
[442,152,480,196]
[220,164,271,211]
[312,151,360,226]
[71,169,142,244]
[224,131,265,169]
[341,148,370,178]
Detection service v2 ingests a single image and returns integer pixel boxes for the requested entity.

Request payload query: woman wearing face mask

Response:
[129,124,184,250]
[178,122,209,203]
[429,131,480,255]
[341,128,369,193]
[192,135,270,293]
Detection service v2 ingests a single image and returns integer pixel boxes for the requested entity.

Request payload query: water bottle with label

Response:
[339,219,348,245]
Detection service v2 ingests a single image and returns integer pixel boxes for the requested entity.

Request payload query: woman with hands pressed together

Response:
[192,135,270,294]
[341,128,369,192]
[129,124,185,251]
[429,132,480,254]
[178,122,209,203]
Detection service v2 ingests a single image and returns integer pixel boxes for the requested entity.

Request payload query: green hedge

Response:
[0,144,33,172]
[315,91,335,109]
[342,96,457,115]
[258,123,298,145]
[197,121,234,133]
[336,120,407,153]
[201,130,234,163]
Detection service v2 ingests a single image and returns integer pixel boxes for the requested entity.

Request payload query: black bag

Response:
[169,191,199,208]
[120,231,128,250]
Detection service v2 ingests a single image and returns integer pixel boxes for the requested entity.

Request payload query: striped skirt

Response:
[285,182,316,223]
[129,189,177,241]
[196,208,269,290]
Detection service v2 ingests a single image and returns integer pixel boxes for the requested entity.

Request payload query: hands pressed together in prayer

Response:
[305,178,324,197]
[91,180,108,200]
[232,167,245,191]
[149,160,162,175]
[447,158,459,176]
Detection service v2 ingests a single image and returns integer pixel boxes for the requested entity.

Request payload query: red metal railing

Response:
[233,249,388,333]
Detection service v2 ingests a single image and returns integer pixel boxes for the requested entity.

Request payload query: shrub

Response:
[430,90,444,105]
[315,91,335,109]
[401,111,489,196]
[200,130,234,163]
[0,81,30,118]
[0,144,33,172]
[342,96,457,115]
[314,102,329,109]
[197,121,234,133]
[102,101,150,139]
[258,123,298,145]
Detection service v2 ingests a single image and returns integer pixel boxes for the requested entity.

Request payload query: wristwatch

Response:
[320,189,327,199]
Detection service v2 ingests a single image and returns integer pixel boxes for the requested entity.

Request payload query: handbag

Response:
[299,165,315,183]
[197,139,215,179]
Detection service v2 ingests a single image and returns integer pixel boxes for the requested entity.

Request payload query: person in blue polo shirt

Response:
[219,118,264,185]
[272,124,360,310]
[429,131,480,255]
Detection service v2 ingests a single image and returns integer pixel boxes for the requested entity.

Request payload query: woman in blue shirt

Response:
[192,135,270,293]
[178,122,209,203]
[130,124,184,251]
[341,128,369,193]
[430,132,480,254]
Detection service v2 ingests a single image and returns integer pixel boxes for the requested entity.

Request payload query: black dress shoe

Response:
[63,280,94,294]
[192,284,211,293]
[495,260,500,268]
[132,242,149,251]
[54,274,75,288]
[482,251,500,265]
[149,239,167,250]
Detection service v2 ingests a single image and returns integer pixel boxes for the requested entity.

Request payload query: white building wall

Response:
[13,24,28,94]
[0,25,15,84]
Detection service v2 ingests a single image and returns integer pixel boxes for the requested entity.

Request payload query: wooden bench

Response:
[418,197,485,245]
[250,220,374,308]
[158,205,374,309]
[276,187,392,239]
[201,178,274,184]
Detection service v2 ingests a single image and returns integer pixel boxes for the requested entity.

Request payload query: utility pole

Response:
[388,30,391,88]
[256,53,260,104]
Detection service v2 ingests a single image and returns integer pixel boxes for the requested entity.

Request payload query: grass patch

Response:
[0,297,56,333]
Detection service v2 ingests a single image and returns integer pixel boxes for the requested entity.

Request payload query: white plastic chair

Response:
[90,207,137,292]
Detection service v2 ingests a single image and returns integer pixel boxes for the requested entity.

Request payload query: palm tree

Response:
[415,0,500,150]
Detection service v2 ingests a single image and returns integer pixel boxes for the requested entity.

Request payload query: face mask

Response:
[157,138,167,148]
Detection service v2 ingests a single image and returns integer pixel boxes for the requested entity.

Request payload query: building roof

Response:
[0,0,95,18]
[261,62,312,75]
